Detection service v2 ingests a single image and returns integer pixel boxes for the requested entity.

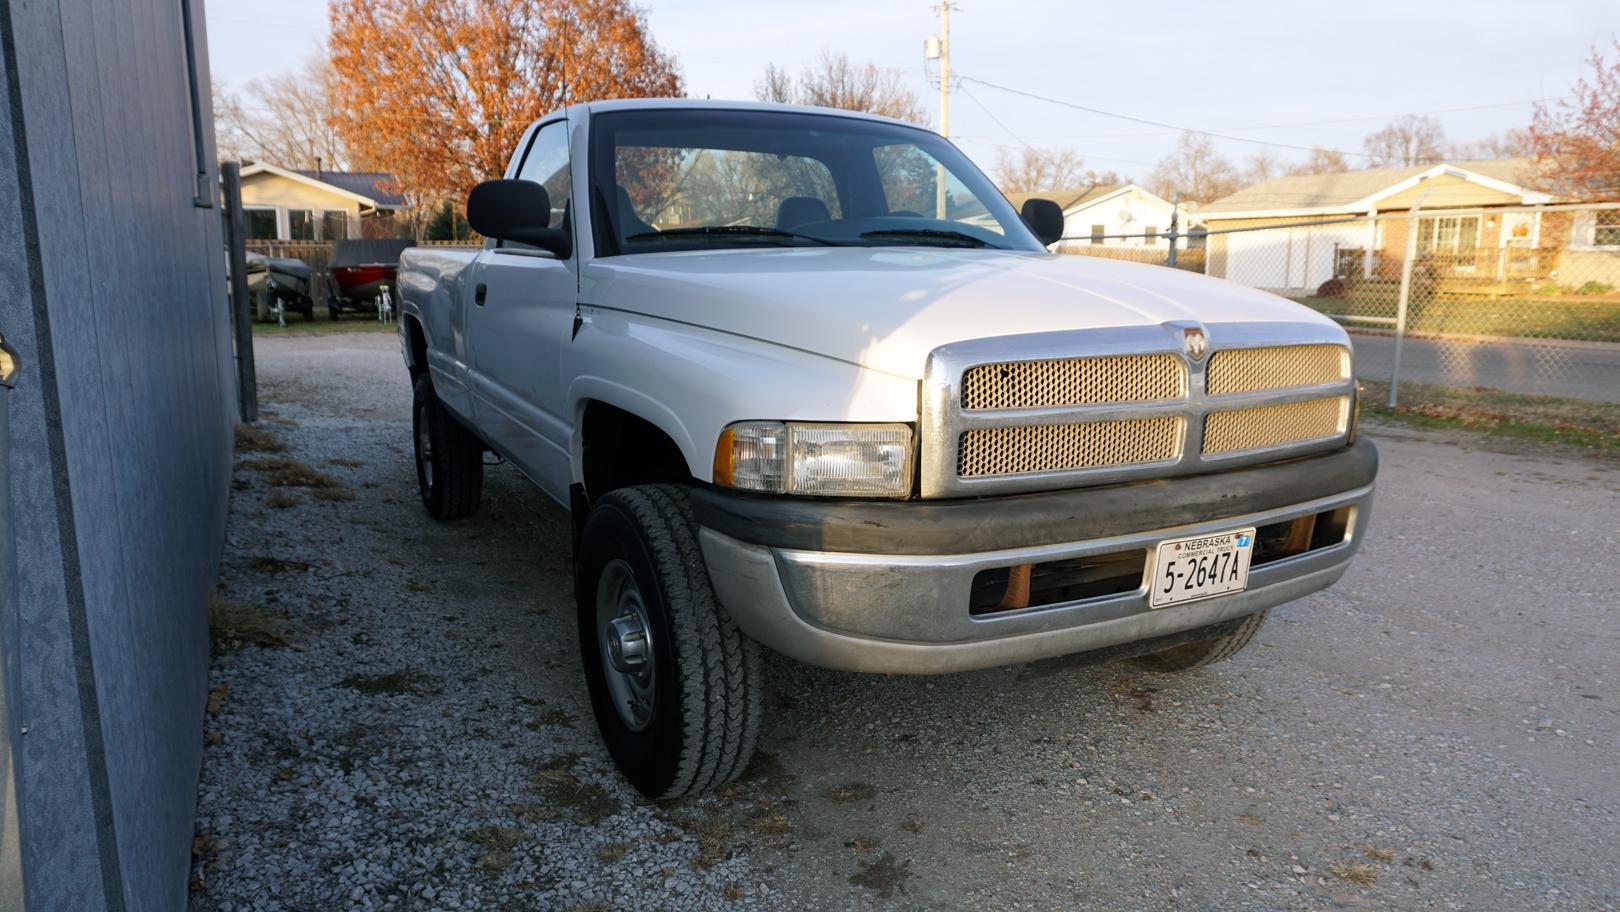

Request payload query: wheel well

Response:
[404,316,428,380]
[579,402,695,505]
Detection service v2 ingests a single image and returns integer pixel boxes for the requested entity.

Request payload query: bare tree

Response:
[1287,146,1352,176]
[1361,114,1446,168]
[1148,132,1241,204]
[214,56,351,169]
[1447,130,1529,161]
[1241,150,1284,184]
[753,52,928,124]
[993,146,1083,193]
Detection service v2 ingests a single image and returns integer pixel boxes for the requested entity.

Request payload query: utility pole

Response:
[931,1,954,219]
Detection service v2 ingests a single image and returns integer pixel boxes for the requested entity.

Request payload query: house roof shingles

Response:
[294,170,407,208]
[1199,158,1540,216]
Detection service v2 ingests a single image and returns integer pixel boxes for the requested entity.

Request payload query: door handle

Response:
[474,283,488,306]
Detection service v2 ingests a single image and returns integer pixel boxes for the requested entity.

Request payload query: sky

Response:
[204,0,1620,179]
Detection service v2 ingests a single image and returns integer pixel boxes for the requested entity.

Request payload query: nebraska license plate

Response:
[1149,528,1256,609]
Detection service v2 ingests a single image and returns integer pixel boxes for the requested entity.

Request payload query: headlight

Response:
[714,421,914,498]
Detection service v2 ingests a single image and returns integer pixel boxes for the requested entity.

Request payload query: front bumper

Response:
[695,439,1376,675]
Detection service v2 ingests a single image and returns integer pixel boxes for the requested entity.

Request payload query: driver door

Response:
[463,119,576,501]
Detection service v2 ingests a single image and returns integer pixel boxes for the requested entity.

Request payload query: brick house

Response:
[1199,159,1620,296]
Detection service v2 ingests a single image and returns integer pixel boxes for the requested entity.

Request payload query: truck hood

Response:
[585,247,1345,381]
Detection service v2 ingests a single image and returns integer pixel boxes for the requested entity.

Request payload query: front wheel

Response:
[412,373,483,520]
[1134,610,1269,672]
[576,485,762,799]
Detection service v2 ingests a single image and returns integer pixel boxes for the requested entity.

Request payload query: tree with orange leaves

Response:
[328,0,682,215]
[1526,43,1620,201]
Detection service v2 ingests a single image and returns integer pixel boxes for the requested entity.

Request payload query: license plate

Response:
[1149,528,1256,608]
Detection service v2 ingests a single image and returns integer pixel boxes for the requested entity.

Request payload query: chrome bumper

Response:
[699,483,1374,675]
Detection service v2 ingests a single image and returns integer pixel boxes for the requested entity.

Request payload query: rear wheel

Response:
[412,373,483,520]
[576,485,762,799]
[1134,610,1268,672]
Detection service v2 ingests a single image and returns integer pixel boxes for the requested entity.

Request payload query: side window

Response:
[1143,225,1157,246]
[516,121,572,233]
[1090,224,1105,245]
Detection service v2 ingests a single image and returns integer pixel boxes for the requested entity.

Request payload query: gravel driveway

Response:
[192,331,1620,912]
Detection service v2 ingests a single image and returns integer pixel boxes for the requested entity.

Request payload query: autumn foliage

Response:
[328,0,682,209]
[1527,42,1620,201]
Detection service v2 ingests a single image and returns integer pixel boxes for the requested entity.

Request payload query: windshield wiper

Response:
[859,228,992,248]
[626,225,841,246]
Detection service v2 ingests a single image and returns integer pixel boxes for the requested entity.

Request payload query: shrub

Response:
[1575,280,1615,295]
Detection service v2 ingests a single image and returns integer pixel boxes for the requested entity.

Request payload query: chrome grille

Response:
[1207,344,1348,396]
[962,354,1186,410]
[958,417,1183,477]
[1203,396,1349,455]
[920,325,1359,498]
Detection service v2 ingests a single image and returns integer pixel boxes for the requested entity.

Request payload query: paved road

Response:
[194,331,1620,911]
[1351,331,1620,403]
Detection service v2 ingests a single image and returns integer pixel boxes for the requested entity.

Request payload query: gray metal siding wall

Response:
[0,0,233,907]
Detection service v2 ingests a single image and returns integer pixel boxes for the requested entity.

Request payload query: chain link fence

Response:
[1059,203,1620,410]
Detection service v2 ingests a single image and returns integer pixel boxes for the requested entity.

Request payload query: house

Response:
[239,162,409,240]
[1199,158,1620,295]
[1004,183,1195,251]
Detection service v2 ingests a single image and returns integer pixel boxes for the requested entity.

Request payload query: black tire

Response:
[327,293,341,320]
[576,485,763,799]
[412,373,483,520]
[1134,610,1269,672]
[301,296,315,321]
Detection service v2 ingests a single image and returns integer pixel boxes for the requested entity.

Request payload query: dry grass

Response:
[327,456,364,468]
[265,491,300,509]
[209,598,295,654]
[1363,845,1396,862]
[1330,861,1381,885]
[685,814,733,869]
[250,555,311,574]
[746,810,791,835]
[234,424,286,453]
[309,486,357,502]
[723,882,745,901]
[338,669,442,697]
[595,841,631,865]
[467,825,522,851]
[242,457,349,490]
[822,782,877,803]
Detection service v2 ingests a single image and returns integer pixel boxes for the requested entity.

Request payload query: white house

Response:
[1005,183,1194,250]
[1198,159,1563,293]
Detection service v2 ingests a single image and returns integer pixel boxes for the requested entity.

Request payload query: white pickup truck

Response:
[398,98,1377,798]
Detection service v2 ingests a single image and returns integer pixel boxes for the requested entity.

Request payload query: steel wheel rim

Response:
[415,403,433,489]
[596,558,656,732]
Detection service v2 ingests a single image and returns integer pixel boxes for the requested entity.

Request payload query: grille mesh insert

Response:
[958,417,1183,477]
[1207,344,1347,396]
[961,354,1185,410]
[1203,396,1348,455]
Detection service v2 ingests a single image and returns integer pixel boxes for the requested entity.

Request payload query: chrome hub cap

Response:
[596,559,656,731]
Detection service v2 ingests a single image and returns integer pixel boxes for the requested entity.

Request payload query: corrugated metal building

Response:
[0,0,233,907]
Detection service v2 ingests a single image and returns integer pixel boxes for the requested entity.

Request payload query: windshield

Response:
[588,108,1044,256]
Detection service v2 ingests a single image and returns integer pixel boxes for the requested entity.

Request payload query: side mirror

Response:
[466,179,570,257]
[1020,198,1064,247]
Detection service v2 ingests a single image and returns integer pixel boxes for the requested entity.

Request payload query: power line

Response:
[957,74,1421,160]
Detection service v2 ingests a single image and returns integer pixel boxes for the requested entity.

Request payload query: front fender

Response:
[564,307,919,484]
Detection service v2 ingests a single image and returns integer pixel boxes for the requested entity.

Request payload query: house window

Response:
[1090,224,1104,245]
[1143,225,1158,246]
[1594,211,1620,247]
[321,211,350,240]
[288,209,316,240]
[1417,215,1479,252]
[244,208,277,240]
